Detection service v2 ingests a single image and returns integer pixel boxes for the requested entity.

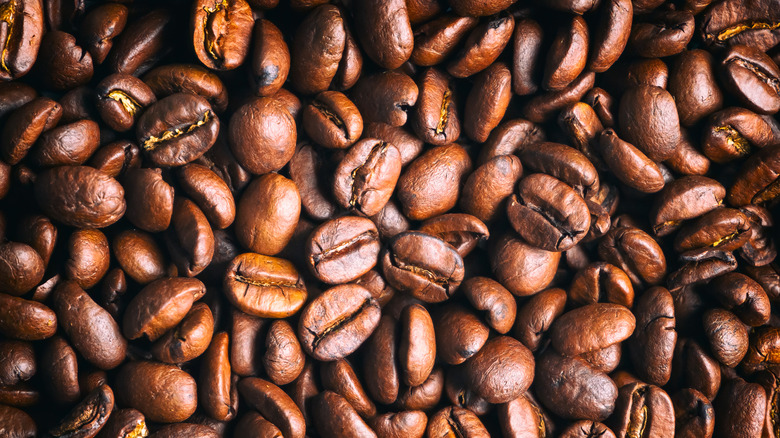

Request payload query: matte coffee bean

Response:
[235,173,300,256]
[116,361,197,424]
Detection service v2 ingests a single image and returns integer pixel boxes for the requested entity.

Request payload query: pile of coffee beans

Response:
[0,0,779,436]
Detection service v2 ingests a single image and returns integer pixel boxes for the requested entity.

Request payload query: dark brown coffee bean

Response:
[1,97,62,165]
[95,73,156,133]
[198,332,235,422]
[116,361,197,424]
[302,91,363,150]
[478,117,544,162]
[491,233,561,296]
[512,18,544,96]
[412,67,460,145]
[238,377,306,438]
[305,216,380,284]
[629,10,694,58]
[298,284,380,361]
[702,107,777,163]
[79,3,127,65]
[412,14,477,67]
[618,85,681,162]
[320,359,375,418]
[583,87,616,128]
[417,213,489,257]
[397,143,472,221]
[312,391,377,438]
[629,286,676,386]
[352,0,412,69]
[289,5,345,94]
[589,0,632,73]
[250,19,290,97]
[536,349,618,421]
[40,336,79,405]
[381,231,464,303]
[178,163,235,229]
[288,143,338,221]
[31,119,100,168]
[523,71,596,123]
[107,9,175,76]
[224,252,307,318]
[123,277,205,342]
[551,303,635,357]
[333,138,402,216]
[351,70,418,127]
[714,377,767,437]
[464,62,511,143]
[263,320,304,386]
[668,50,724,127]
[166,198,214,277]
[598,226,667,287]
[0,292,56,340]
[507,173,591,252]
[52,281,127,370]
[363,315,400,404]
[651,176,726,236]
[369,411,427,438]
[447,12,514,78]
[191,0,253,71]
[520,140,600,199]
[147,424,219,438]
[235,173,300,256]
[64,229,109,290]
[143,64,228,113]
[701,0,780,52]
[710,272,771,327]
[674,208,752,253]
[0,404,35,438]
[544,16,589,91]
[0,242,43,296]
[122,167,174,232]
[0,0,44,81]
[671,389,715,438]
[741,327,780,374]
[151,302,214,364]
[49,384,113,438]
[569,263,634,308]
[610,382,675,437]
[233,412,283,438]
[229,97,296,175]
[136,93,219,167]
[460,155,523,223]
[427,406,489,438]
[599,129,666,194]
[703,308,749,367]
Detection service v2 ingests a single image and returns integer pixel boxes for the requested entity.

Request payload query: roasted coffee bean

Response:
[52,281,127,370]
[107,8,175,76]
[136,93,220,167]
[417,213,489,257]
[381,231,464,303]
[31,119,100,167]
[569,262,634,308]
[460,154,523,223]
[610,382,675,437]
[229,97,296,174]
[703,308,749,367]
[491,232,561,296]
[589,0,632,73]
[143,64,228,113]
[1,97,61,165]
[49,384,113,438]
[166,198,215,277]
[191,0,253,71]
[412,67,460,145]
[306,216,380,284]
[332,138,402,216]
[702,107,777,163]
[598,226,667,287]
[412,14,477,68]
[507,173,591,252]
[599,129,666,194]
[629,286,676,386]
[121,167,174,232]
[78,3,127,65]
[619,85,681,162]
[447,12,514,78]
[464,62,511,143]
[151,302,214,364]
[264,320,305,386]
[302,91,362,150]
[235,173,300,256]
[95,73,156,133]
[550,303,635,357]
[701,0,780,52]
[123,277,205,342]
[238,377,306,438]
[722,50,780,109]
[668,49,723,127]
[427,406,489,438]
[536,349,618,421]
[116,361,197,424]
[714,377,767,437]
[298,284,380,361]
[351,71,418,127]
[651,176,726,236]
[224,252,307,318]
[512,18,544,96]
[544,16,589,91]
[672,389,715,438]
